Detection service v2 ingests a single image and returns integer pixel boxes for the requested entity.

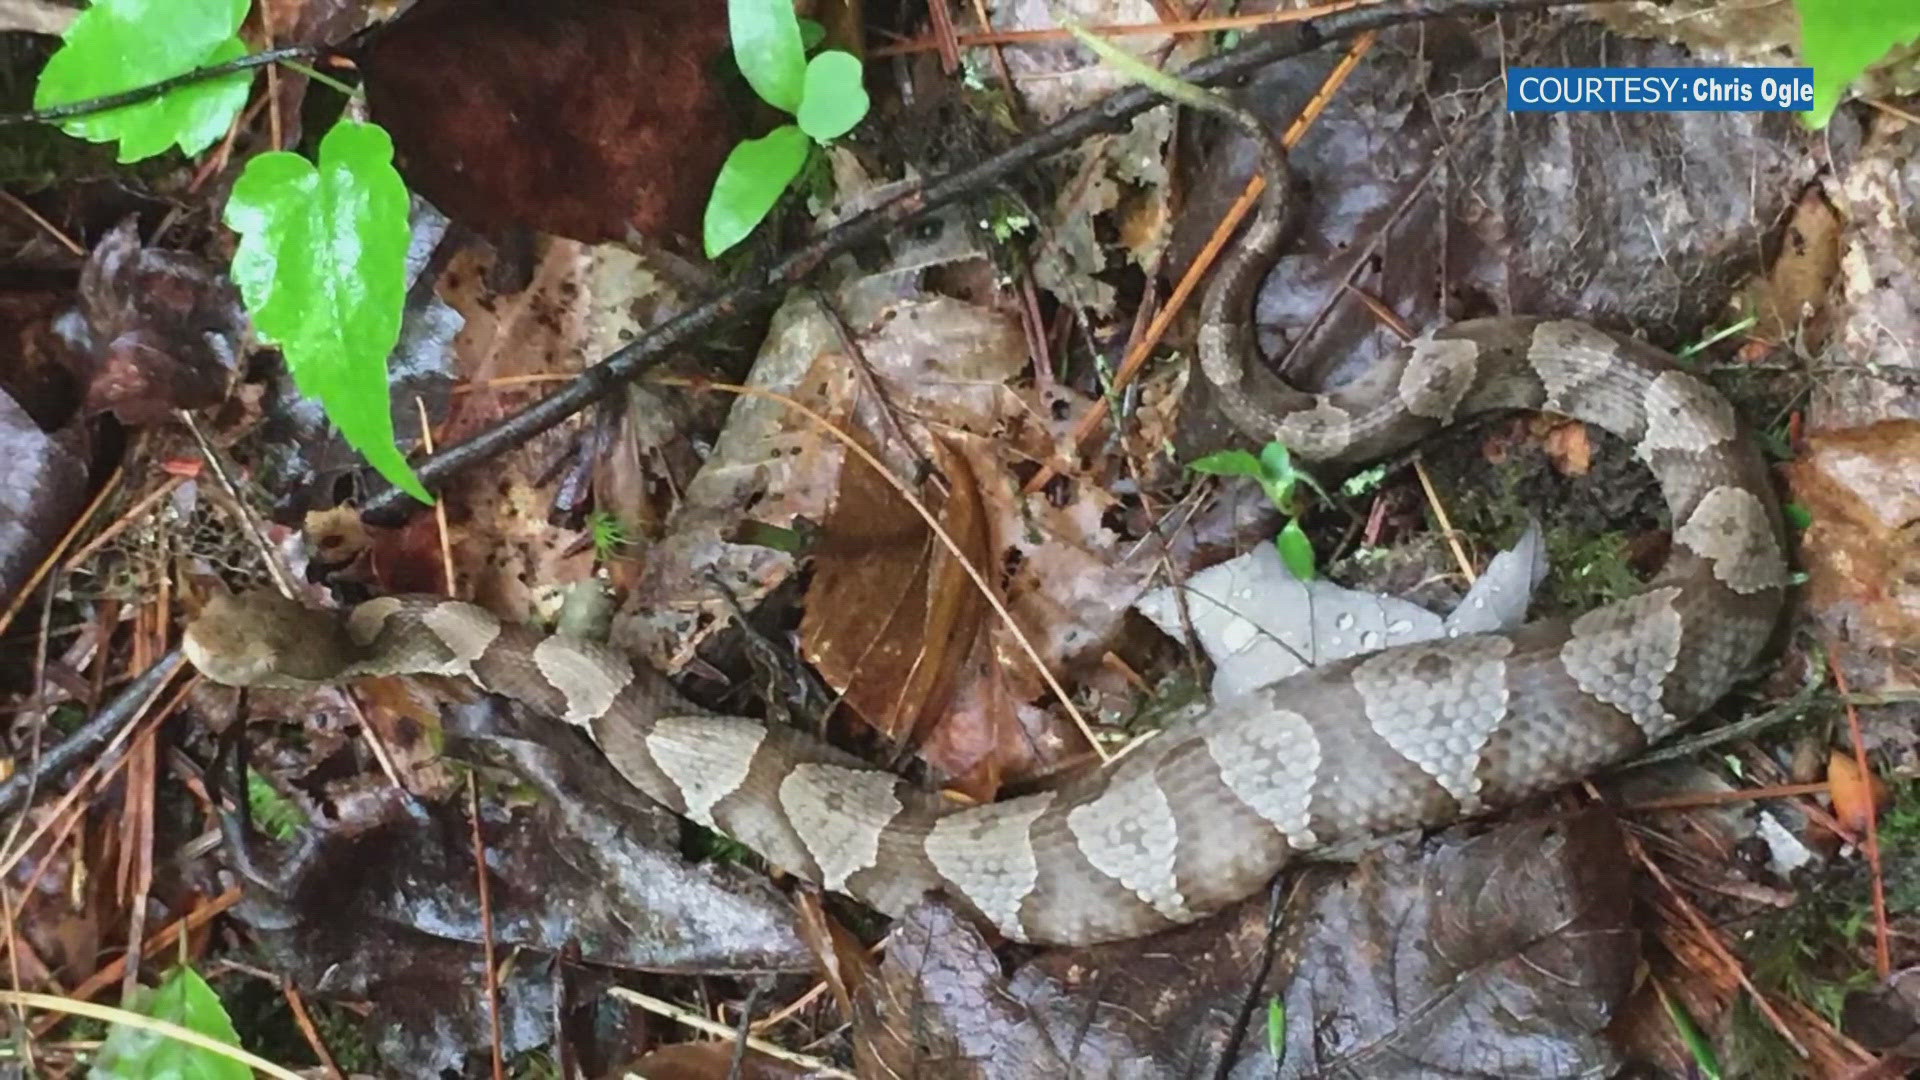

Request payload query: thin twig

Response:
[606,987,856,1079]
[871,0,1371,56]
[1022,29,1378,495]
[0,464,123,640]
[0,651,184,818]
[468,775,506,1080]
[1412,457,1476,582]
[0,991,307,1080]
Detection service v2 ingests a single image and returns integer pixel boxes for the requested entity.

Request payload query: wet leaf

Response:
[729,0,805,112]
[225,119,427,502]
[33,0,250,163]
[704,124,810,257]
[801,438,989,752]
[797,51,868,141]
[1784,420,1920,692]
[0,388,85,603]
[1135,527,1542,700]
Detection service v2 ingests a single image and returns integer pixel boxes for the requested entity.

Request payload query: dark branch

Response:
[0,649,184,816]
[357,0,1580,526]
[1,45,326,125]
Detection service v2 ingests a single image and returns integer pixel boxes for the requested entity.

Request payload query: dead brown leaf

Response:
[1747,183,1842,349]
[801,437,990,756]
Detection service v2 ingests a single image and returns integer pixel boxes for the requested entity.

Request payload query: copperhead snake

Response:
[184,88,1788,948]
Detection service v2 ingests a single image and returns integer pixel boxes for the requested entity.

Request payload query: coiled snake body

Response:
[185,95,1786,947]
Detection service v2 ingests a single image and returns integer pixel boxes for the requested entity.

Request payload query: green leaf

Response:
[93,966,249,1080]
[1187,449,1264,480]
[224,119,429,503]
[729,0,806,113]
[1784,502,1813,530]
[1794,0,1920,127]
[796,51,869,141]
[1257,440,1295,482]
[1275,519,1315,580]
[703,124,810,257]
[33,0,251,163]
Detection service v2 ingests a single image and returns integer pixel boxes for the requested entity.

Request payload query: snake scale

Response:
[184,86,1787,948]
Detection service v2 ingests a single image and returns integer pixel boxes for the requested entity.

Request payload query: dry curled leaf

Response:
[801,437,990,754]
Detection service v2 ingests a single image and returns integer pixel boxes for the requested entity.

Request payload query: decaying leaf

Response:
[1785,419,1920,693]
[53,217,245,425]
[1746,183,1843,349]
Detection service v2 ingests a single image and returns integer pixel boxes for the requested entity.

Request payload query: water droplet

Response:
[1360,631,1381,649]
[1334,612,1356,630]
[1387,619,1414,634]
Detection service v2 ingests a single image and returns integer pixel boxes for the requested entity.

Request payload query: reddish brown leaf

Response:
[361,0,734,247]
[800,436,990,756]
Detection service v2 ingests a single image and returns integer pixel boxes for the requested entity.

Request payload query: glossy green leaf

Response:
[1794,0,1920,127]
[224,120,428,502]
[93,966,249,1080]
[1190,447,1301,511]
[34,0,251,163]
[1257,440,1295,482]
[1187,449,1264,480]
[797,51,869,142]
[1275,518,1315,580]
[729,0,805,113]
[703,124,810,258]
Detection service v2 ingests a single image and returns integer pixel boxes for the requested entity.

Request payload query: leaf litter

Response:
[10,2,1920,1077]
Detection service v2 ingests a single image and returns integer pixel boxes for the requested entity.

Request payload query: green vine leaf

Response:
[704,124,810,258]
[1794,0,1920,127]
[93,966,249,1080]
[729,0,806,113]
[797,51,869,141]
[224,120,428,502]
[33,0,251,163]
